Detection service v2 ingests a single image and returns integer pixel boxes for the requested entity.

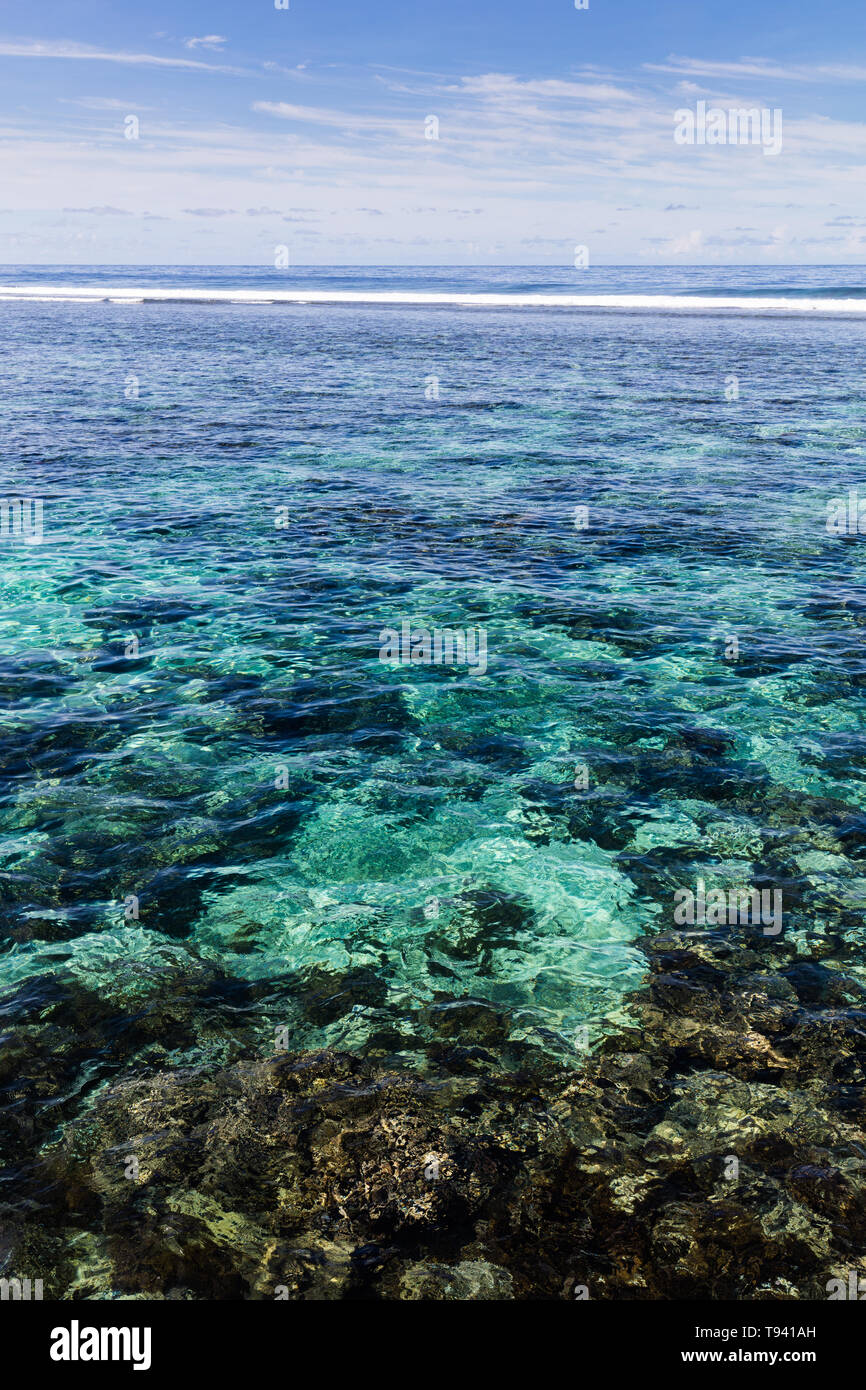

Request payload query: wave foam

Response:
[2,284,866,314]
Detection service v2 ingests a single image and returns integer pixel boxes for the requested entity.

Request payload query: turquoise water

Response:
[2,270,866,1089]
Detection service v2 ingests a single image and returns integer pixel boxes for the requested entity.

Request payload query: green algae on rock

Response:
[5,915,866,1301]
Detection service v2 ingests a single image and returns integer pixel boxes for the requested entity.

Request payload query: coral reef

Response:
[4,916,865,1300]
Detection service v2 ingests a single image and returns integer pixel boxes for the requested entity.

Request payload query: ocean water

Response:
[6,263,866,296]
[2,265,866,1092]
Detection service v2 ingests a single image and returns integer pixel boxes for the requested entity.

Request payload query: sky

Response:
[1,0,865,264]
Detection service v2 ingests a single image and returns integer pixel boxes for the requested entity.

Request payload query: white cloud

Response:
[62,97,151,110]
[646,54,866,83]
[668,228,704,255]
[444,73,639,103]
[62,204,134,215]
[2,55,866,263]
[184,36,227,51]
[252,100,419,139]
[0,37,244,73]
[182,207,238,217]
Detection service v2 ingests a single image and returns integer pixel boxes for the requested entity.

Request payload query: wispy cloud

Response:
[62,204,134,215]
[252,99,418,138]
[61,97,153,110]
[182,207,238,217]
[184,36,227,51]
[0,37,245,74]
[646,54,866,83]
[444,73,639,103]
[3,40,866,264]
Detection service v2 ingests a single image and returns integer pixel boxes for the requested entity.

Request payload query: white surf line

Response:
[1,284,866,313]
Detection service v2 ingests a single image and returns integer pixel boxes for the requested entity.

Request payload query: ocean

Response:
[2,265,866,1299]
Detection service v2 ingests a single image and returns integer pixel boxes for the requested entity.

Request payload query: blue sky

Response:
[2,0,865,263]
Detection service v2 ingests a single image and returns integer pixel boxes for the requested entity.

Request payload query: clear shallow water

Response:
[2,269,866,1087]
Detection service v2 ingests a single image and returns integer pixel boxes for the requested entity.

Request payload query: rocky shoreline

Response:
[4,910,866,1300]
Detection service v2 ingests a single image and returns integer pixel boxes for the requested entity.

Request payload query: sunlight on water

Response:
[2,282,866,1081]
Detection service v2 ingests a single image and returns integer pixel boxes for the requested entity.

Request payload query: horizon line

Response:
[0,261,863,270]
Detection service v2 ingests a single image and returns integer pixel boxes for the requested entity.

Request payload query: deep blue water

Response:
[5,263,866,297]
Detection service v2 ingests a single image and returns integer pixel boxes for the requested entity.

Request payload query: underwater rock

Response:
[7,904,866,1301]
[397,1259,514,1300]
[246,680,413,747]
[296,966,389,1025]
[422,887,535,964]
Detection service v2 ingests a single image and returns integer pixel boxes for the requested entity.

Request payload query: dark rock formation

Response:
[4,916,866,1300]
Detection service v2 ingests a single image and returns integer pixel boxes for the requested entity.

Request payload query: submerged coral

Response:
[4,915,865,1301]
